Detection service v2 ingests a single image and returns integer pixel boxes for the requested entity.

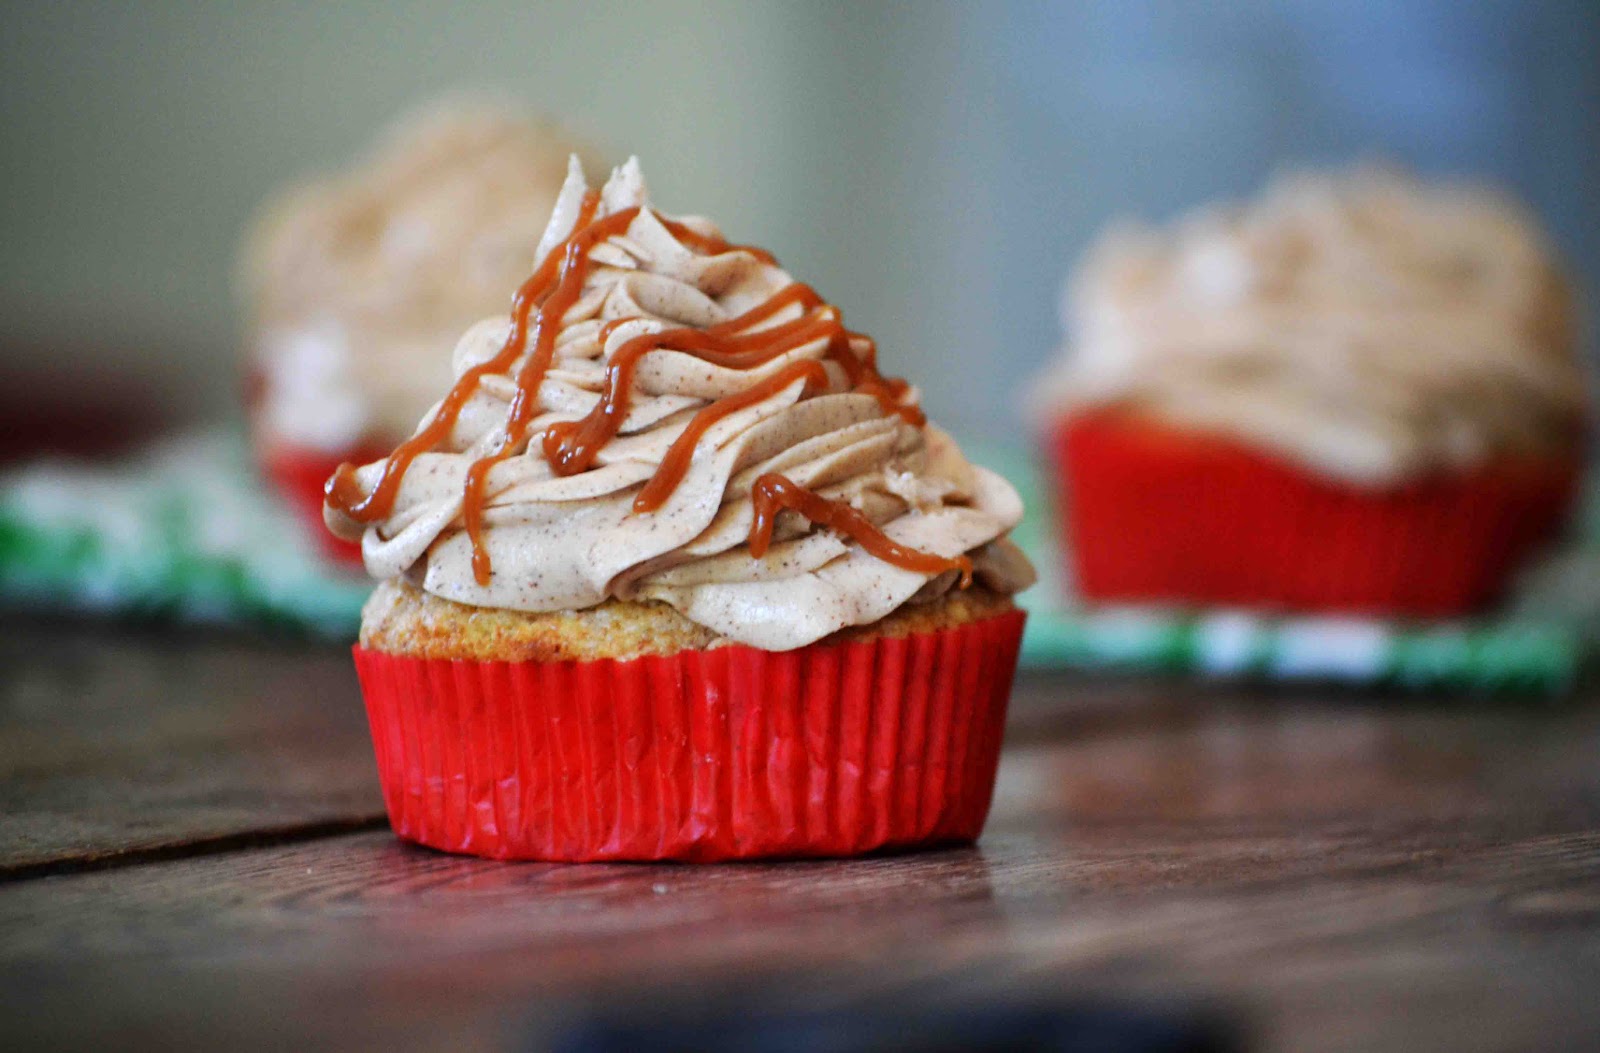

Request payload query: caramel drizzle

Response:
[748,474,973,586]
[327,191,965,588]
[660,217,776,265]
[542,281,923,515]
[458,202,644,584]
[634,359,830,513]
[325,189,609,525]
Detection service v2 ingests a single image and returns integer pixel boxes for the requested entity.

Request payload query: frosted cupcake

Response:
[1040,167,1587,616]
[242,101,598,561]
[326,158,1035,861]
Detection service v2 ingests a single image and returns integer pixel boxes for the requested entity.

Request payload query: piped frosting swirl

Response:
[324,158,1033,650]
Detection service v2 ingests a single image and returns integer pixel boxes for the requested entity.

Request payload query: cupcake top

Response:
[324,158,1034,650]
[243,101,598,452]
[1042,167,1587,483]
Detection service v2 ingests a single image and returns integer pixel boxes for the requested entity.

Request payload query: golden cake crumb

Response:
[360,578,1017,662]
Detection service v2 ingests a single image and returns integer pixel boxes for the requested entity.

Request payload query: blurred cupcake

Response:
[1040,167,1588,616]
[241,100,599,562]
[326,158,1035,861]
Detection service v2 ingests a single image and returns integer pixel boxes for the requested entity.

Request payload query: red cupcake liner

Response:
[351,609,1025,862]
[1049,410,1582,618]
[261,442,389,568]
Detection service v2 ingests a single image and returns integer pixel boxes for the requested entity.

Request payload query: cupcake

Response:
[1039,167,1588,617]
[242,100,598,563]
[325,157,1036,861]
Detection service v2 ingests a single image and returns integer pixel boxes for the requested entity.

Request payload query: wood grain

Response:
[0,618,384,873]
[0,615,1155,873]
[2,648,1598,1052]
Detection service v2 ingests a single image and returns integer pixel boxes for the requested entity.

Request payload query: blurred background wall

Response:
[3,0,1598,445]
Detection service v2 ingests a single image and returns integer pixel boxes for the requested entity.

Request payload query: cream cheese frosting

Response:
[244,100,599,452]
[325,158,1034,650]
[1040,166,1586,484]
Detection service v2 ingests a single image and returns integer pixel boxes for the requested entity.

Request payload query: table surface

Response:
[2,618,1598,1053]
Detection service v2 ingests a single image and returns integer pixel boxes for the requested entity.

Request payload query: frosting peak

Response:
[326,158,1032,649]
[1042,166,1586,483]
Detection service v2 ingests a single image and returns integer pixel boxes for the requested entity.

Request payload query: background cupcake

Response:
[1039,167,1588,617]
[328,158,1035,861]
[241,100,599,562]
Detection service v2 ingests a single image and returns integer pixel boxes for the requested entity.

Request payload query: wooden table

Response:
[3,617,1598,1052]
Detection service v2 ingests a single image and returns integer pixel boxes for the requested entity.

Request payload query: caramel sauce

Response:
[459,202,644,584]
[542,287,851,478]
[327,190,962,587]
[659,216,777,265]
[541,283,921,488]
[325,190,608,523]
[632,359,830,513]
[748,473,973,586]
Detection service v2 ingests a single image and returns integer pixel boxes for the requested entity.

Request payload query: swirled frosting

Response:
[243,101,598,452]
[1041,167,1586,483]
[324,158,1034,650]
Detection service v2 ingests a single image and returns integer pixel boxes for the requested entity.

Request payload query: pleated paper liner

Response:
[353,608,1026,862]
[261,442,388,567]
[1049,410,1582,617]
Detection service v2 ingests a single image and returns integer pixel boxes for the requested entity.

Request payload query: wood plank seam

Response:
[0,814,389,885]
